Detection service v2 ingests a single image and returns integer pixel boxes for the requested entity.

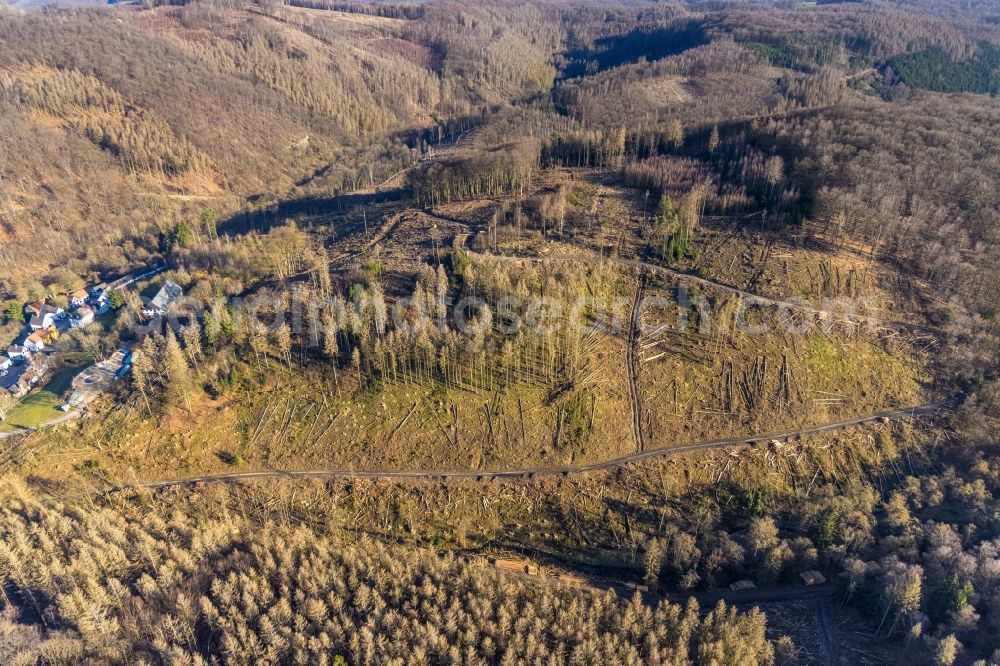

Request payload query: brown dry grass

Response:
[637,75,694,106]
[636,277,930,449]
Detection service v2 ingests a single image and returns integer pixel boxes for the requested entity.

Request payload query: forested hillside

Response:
[0,482,775,664]
[1,0,999,663]
[0,0,563,293]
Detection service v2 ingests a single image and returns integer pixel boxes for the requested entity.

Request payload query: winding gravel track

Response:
[468,249,943,335]
[107,399,955,493]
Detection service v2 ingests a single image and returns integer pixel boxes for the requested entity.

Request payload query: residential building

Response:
[94,293,112,315]
[10,356,48,397]
[89,283,109,302]
[29,303,64,331]
[25,326,58,353]
[25,330,46,354]
[24,300,46,318]
[6,345,28,363]
[143,280,183,317]
[68,288,90,309]
[70,305,96,329]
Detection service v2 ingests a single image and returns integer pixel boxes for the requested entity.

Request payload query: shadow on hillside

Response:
[217,189,407,237]
[561,21,706,79]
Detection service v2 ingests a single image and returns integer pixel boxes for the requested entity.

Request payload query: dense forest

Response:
[0,484,775,665]
[887,42,1000,94]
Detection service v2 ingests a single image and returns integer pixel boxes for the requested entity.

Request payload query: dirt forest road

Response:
[108,399,955,493]
[467,248,944,336]
[626,272,645,453]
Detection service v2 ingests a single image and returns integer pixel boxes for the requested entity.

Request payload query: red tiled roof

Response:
[27,326,57,344]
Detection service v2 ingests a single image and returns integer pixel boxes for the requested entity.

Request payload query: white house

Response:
[67,288,90,309]
[29,303,64,331]
[6,345,28,363]
[0,356,11,373]
[93,293,111,315]
[70,305,96,329]
[25,331,46,354]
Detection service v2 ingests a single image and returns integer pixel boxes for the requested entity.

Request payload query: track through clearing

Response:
[626,273,645,453]
[107,399,954,492]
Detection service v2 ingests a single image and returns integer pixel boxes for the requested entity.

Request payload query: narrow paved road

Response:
[106,399,955,493]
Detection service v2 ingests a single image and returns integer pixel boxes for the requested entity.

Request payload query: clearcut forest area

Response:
[0,0,998,664]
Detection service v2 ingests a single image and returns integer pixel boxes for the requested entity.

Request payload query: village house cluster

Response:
[2,284,113,397]
[2,265,173,400]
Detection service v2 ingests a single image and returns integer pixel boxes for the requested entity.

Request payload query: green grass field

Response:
[0,364,84,430]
